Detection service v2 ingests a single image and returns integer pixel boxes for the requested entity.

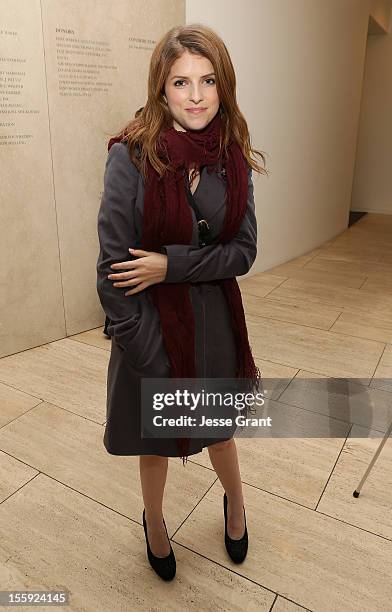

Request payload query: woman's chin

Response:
[181,115,213,131]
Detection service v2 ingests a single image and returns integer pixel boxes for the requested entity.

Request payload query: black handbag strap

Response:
[184,173,206,222]
[184,172,213,247]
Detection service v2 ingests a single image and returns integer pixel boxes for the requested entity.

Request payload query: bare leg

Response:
[139,455,171,557]
[207,438,246,539]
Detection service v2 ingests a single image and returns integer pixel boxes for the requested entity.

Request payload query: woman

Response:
[96,23,267,581]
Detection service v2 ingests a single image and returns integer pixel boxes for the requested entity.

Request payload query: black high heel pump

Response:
[142,509,176,581]
[223,492,248,563]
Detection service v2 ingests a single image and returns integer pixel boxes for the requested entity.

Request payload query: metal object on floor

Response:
[353,420,392,498]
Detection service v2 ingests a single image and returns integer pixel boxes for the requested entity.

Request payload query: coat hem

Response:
[103,436,233,457]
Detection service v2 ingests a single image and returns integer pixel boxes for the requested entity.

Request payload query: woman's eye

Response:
[173,78,216,87]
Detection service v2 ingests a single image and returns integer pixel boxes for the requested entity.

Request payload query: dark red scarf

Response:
[108,111,262,465]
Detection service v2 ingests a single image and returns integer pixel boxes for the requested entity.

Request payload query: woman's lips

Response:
[186,108,207,114]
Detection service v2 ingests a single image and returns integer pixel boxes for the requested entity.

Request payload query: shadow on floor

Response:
[348,211,367,227]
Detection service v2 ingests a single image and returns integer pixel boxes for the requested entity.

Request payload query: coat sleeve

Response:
[96,142,169,374]
[160,168,257,283]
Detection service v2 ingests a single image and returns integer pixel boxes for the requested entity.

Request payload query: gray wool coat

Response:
[96,141,257,457]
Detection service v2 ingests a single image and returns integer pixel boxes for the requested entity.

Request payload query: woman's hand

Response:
[107,248,168,295]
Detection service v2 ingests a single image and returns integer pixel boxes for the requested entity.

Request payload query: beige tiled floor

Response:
[1,213,392,611]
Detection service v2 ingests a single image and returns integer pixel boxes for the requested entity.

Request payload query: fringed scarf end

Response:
[177,437,190,466]
[238,348,263,419]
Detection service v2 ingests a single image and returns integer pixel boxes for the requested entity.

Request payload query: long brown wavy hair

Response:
[108,23,268,181]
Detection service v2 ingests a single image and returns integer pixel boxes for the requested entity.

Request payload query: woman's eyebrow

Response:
[170,72,215,80]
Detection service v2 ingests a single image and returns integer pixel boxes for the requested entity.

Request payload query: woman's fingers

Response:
[113,278,141,287]
[108,260,139,281]
[109,260,137,272]
[108,270,137,280]
[107,251,165,289]
[129,248,149,256]
[124,281,149,296]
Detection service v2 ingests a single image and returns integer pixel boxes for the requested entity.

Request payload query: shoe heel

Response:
[142,509,176,581]
[223,492,248,563]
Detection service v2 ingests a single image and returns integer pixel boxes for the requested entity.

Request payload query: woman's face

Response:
[163,50,220,132]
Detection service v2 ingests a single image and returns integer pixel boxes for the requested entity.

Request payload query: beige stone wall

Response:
[0,0,184,357]
[352,0,392,214]
[369,0,392,32]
